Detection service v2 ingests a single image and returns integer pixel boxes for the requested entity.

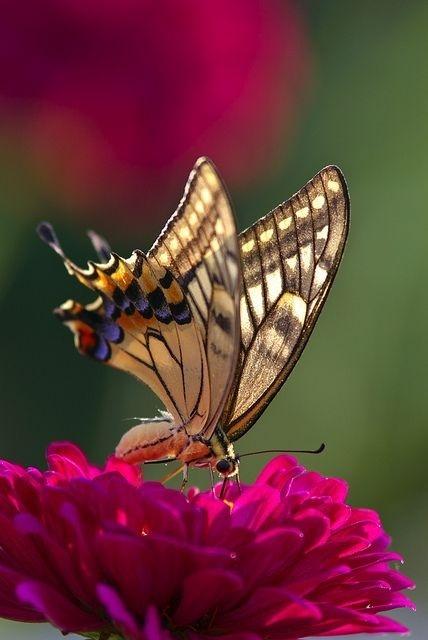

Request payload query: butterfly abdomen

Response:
[115,415,188,465]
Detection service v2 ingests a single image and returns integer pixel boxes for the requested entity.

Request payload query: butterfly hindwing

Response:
[222,165,349,441]
[148,157,241,436]
[39,223,211,435]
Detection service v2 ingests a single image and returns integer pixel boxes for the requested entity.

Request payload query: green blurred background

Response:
[0,1,426,637]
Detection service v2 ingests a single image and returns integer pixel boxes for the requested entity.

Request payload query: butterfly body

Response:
[115,411,238,476]
[39,158,349,477]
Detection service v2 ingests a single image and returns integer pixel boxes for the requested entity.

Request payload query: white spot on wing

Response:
[259,228,273,243]
[296,206,309,218]
[312,195,325,210]
[195,200,205,215]
[179,227,191,240]
[202,166,218,189]
[279,217,292,230]
[265,269,282,305]
[200,187,212,205]
[248,283,265,324]
[313,264,327,290]
[242,239,255,253]
[215,218,224,234]
[288,294,307,324]
[286,255,298,271]
[211,237,220,253]
[316,225,329,241]
[170,237,180,252]
[327,179,340,193]
[240,296,253,346]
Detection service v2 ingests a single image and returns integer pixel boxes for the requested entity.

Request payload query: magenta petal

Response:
[143,605,173,640]
[222,586,320,630]
[0,446,413,638]
[312,477,349,502]
[0,566,44,622]
[0,513,55,581]
[46,441,93,478]
[17,580,100,632]
[105,455,141,485]
[96,532,152,614]
[173,568,243,626]
[294,511,331,551]
[232,485,282,530]
[255,454,301,489]
[190,634,261,640]
[238,526,303,588]
[97,583,140,639]
[14,512,96,604]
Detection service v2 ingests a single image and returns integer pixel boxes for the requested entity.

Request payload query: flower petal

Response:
[17,580,100,632]
[173,568,243,626]
[97,583,140,639]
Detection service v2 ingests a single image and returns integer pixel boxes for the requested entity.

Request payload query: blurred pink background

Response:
[0,0,309,220]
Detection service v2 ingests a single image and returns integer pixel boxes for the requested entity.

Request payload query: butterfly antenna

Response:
[161,463,185,484]
[238,442,326,459]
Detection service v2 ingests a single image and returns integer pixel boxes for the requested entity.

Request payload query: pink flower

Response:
[0,444,413,639]
[0,0,310,218]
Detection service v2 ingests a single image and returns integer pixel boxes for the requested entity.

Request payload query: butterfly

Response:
[38,158,349,485]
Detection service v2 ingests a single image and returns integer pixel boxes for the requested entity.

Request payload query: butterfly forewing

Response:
[222,165,349,440]
[148,157,241,437]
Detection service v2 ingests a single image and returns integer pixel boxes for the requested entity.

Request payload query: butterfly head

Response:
[215,456,239,478]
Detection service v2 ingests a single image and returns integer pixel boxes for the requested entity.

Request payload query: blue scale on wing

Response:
[124,280,153,318]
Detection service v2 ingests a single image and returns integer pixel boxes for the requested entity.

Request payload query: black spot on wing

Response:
[147,287,173,324]
[132,250,145,278]
[125,280,153,318]
[180,268,195,288]
[213,310,232,334]
[170,299,191,325]
[159,269,173,289]
[113,286,132,312]
[274,314,291,335]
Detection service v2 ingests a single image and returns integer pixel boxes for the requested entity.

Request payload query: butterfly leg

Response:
[235,471,242,495]
[180,464,189,493]
[219,476,229,500]
[209,466,215,495]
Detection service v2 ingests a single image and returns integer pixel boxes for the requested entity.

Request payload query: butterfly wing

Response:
[222,165,350,441]
[38,223,211,436]
[148,157,241,437]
